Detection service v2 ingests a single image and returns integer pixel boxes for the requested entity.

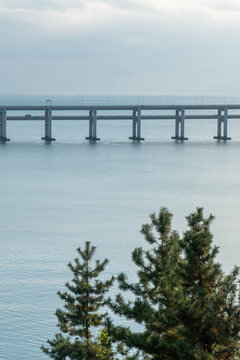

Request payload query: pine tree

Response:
[177,208,240,360]
[109,207,240,360]
[109,208,183,359]
[42,241,115,360]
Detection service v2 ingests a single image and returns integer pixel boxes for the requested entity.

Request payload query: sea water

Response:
[0,95,240,359]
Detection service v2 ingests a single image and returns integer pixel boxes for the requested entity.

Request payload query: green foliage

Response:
[109,208,183,359]
[42,209,240,360]
[95,327,112,359]
[178,208,240,360]
[42,241,115,360]
[109,207,240,360]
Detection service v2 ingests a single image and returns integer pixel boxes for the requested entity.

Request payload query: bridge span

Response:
[1,103,239,142]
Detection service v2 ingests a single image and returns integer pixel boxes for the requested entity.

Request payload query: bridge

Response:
[1,103,239,142]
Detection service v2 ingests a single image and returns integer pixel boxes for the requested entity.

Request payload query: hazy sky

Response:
[0,0,240,94]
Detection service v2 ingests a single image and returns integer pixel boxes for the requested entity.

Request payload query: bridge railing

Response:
[1,95,240,107]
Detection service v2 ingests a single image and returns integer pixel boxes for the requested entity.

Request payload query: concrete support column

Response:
[175,110,180,138]
[129,109,137,140]
[42,107,55,141]
[213,109,223,140]
[213,108,231,140]
[0,108,10,142]
[88,110,93,139]
[180,109,185,139]
[85,108,100,141]
[129,107,144,141]
[93,109,97,139]
[223,107,231,139]
[171,110,180,140]
[137,108,141,139]
[172,109,188,140]
[217,109,222,138]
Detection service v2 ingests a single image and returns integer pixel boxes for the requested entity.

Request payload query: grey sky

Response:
[0,0,240,94]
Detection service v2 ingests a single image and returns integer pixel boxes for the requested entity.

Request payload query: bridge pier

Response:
[129,110,137,140]
[129,108,144,141]
[171,109,188,140]
[41,107,55,141]
[213,108,231,140]
[88,110,93,139]
[86,109,100,141]
[0,108,10,142]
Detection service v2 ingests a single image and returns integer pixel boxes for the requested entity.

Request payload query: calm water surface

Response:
[1,98,240,359]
